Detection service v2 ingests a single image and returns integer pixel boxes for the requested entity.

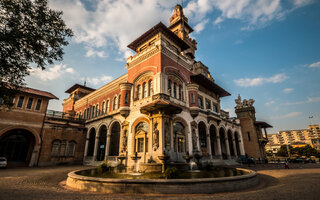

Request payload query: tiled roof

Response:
[20,87,58,100]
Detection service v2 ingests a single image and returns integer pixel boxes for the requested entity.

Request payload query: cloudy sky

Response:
[26,0,320,133]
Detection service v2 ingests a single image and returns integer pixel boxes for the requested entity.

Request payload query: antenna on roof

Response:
[84,77,87,87]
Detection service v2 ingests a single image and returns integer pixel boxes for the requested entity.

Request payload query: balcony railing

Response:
[46,110,85,123]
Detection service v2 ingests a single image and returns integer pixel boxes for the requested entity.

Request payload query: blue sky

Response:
[26,0,320,133]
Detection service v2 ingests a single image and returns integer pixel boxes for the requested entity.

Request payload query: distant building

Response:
[266,124,320,153]
[0,87,86,167]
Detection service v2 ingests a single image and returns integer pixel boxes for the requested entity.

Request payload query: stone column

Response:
[29,145,40,167]
[225,136,231,159]
[216,135,222,159]
[93,135,99,161]
[232,134,238,157]
[206,127,212,157]
[83,136,89,158]
[105,134,111,159]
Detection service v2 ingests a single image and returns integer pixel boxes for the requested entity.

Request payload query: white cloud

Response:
[194,19,209,33]
[234,73,288,87]
[87,75,113,86]
[265,100,275,106]
[283,96,320,106]
[30,64,75,81]
[273,112,302,119]
[309,61,320,68]
[283,88,294,93]
[85,49,107,58]
[49,0,314,58]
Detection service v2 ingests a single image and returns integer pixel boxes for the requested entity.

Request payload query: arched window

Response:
[67,141,76,156]
[148,80,153,96]
[198,96,203,109]
[60,140,67,156]
[178,85,182,100]
[173,122,185,152]
[92,105,95,118]
[118,95,121,109]
[173,83,177,98]
[168,80,172,96]
[51,140,60,157]
[136,85,141,100]
[113,96,117,110]
[96,104,99,116]
[101,101,105,114]
[142,82,146,98]
[106,100,110,113]
[135,122,149,153]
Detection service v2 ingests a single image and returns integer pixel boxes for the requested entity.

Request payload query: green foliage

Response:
[97,162,111,174]
[0,0,73,108]
[163,167,179,179]
[276,144,319,157]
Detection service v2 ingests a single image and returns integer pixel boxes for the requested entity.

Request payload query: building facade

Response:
[0,87,86,167]
[266,124,320,153]
[62,5,271,171]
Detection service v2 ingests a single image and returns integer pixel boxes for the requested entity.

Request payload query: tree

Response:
[0,0,72,107]
[276,145,293,157]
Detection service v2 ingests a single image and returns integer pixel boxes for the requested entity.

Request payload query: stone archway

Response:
[227,130,235,156]
[109,122,120,156]
[234,131,241,156]
[209,125,217,156]
[87,128,96,156]
[198,121,207,155]
[219,128,227,159]
[97,125,107,161]
[0,129,36,166]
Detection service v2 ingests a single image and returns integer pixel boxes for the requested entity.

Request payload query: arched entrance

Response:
[109,122,120,156]
[0,129,35,166]
[228,130,235,157]
[219,128,227,159]
[97,125,107,161]
[198,121,207,155]
[209,125,217,156]
[234,132,241,156]
[87,128,96,156]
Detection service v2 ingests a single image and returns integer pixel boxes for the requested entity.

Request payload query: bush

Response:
[164,167,179,179]
[97,162,111,174]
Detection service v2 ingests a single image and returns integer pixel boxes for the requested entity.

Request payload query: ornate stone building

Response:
[0,87,86,167]
[63,5,248,171]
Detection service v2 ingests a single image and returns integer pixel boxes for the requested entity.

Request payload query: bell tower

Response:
[169,4,197,59]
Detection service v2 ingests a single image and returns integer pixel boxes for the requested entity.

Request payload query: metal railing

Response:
[46,110,85,122]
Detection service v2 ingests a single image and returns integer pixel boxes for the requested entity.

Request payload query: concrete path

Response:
[0,164,319,200]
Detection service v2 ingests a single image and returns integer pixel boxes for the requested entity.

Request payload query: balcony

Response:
[46,110,85,124]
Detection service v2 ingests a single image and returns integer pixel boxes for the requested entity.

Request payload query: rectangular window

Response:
[178,85,182,100]
[60,141,67,156]
[137,138,144,152]
[205,99,211,110]
[68,142,76,156]
[35,99,42,110]
[198,96,204,109]
[173,83,177,98]
[247,132,251,141]
[190,93,195,104]
[17,96,24,108]
[213,105,218,113]
[0,97,2,105]
[26,98,34,109]
[168,80,172,96]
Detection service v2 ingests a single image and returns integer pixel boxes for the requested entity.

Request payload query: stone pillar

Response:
[29,145,40,167]
[105,134,111,159]
[206,127,212,157]
[232,135,238,157]
[84,136,89,158]
[93,135,99,161]
[216,135,222,159]
[225,135,231,159]
[239,132,245,155]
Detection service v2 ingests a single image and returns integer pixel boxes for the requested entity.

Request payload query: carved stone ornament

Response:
[235,94,255,109]
[121,130,127,152]
[153,121,159,151]
[191,121,198,151]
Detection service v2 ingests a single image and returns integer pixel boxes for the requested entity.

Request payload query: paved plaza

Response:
[0,164,320,200]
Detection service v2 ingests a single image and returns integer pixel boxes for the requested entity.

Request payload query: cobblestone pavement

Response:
[0,164,320,200]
